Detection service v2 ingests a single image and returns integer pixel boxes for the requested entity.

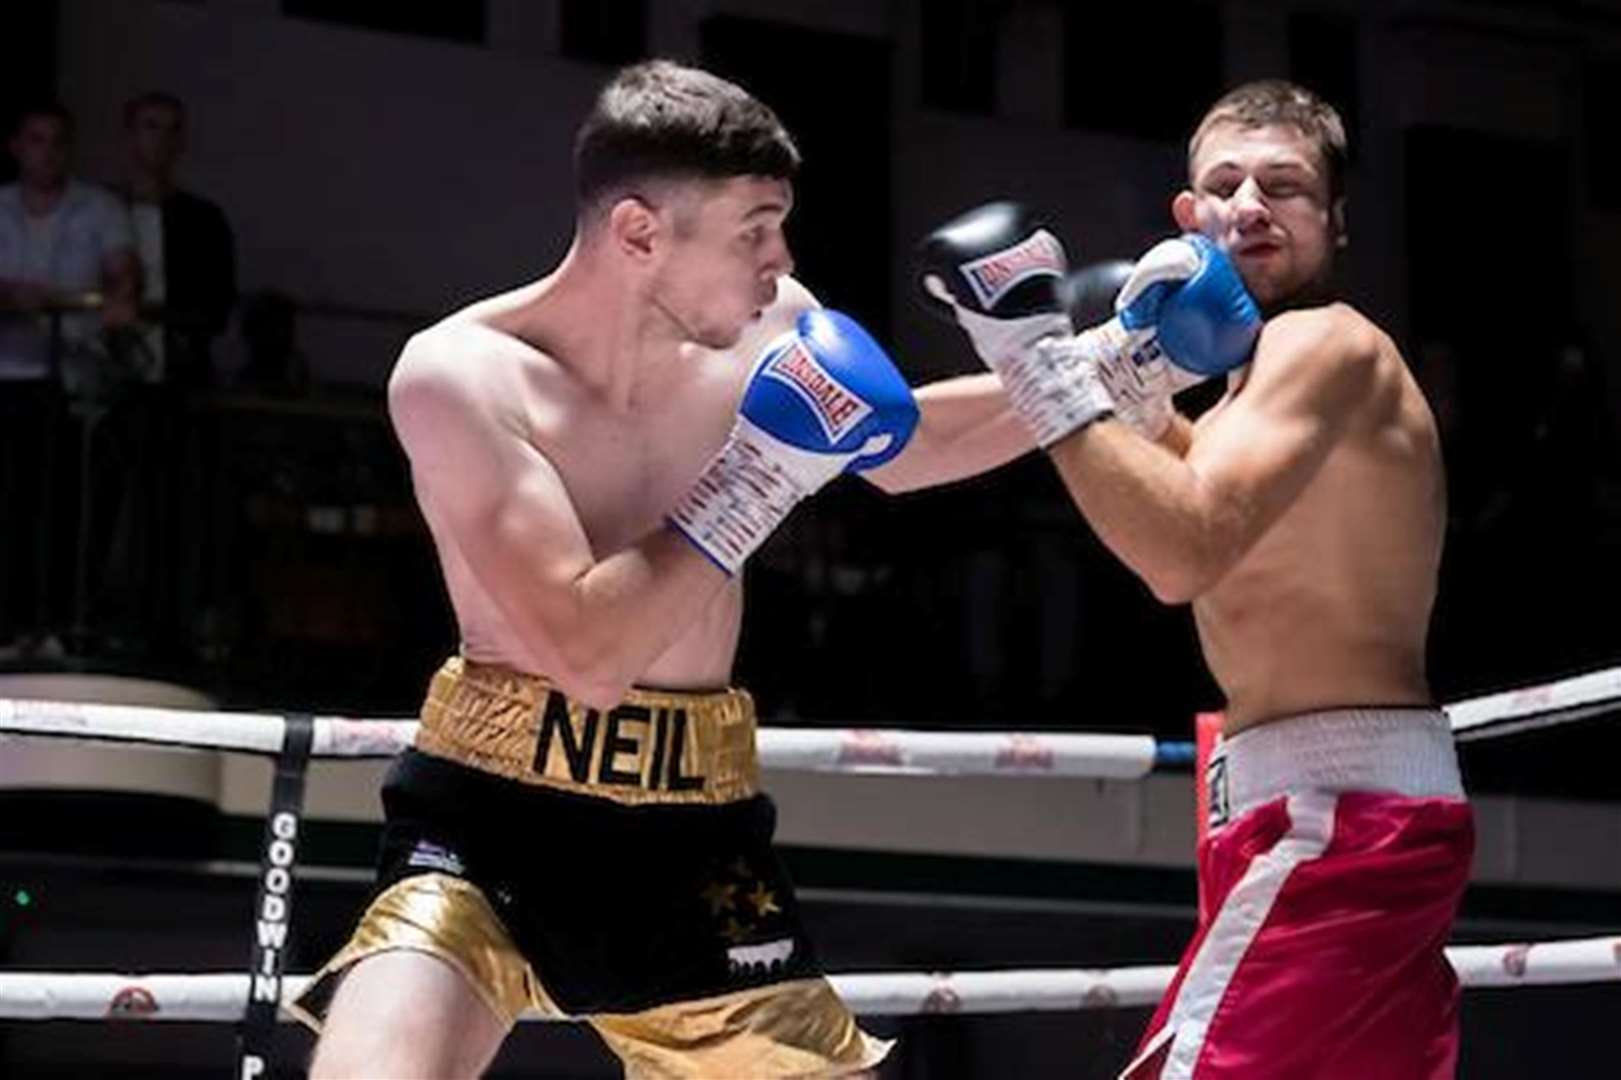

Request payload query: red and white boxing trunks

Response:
[1122,707,1473,1080]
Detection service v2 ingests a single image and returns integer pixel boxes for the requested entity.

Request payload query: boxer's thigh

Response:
[308,950,508,1080]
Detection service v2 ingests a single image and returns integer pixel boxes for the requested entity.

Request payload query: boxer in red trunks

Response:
[919,80,1472,1079]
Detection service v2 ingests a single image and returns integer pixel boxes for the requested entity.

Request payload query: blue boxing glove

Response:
[670,309,919,574]
[1117,233,1261,377]
[1057,235,1261,438]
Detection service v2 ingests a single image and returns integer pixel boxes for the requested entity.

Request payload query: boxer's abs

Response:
[1195,459,1439,736]
[1198,605,1431,735]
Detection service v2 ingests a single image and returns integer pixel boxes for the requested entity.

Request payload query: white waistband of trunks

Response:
[1213,707,1464,821]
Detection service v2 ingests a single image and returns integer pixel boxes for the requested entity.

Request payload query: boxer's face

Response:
[1174,122,1339,310]
[10,115,70,190]
[652,175,795,350]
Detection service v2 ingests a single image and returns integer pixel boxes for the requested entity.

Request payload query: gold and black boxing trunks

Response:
[290,657,889,1079]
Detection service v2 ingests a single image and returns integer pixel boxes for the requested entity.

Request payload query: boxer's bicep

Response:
[1186,308,1379,557]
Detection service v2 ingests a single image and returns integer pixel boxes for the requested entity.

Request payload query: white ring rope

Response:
[2,660,1619,778]
[0,697,1157,779]
[2,936,1614,1021]
[2,673,1617,1043]
[1444,664,1621,741]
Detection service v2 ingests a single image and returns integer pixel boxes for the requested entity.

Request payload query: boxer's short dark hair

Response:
[574,59,799,211]
[1189,80,1347,202]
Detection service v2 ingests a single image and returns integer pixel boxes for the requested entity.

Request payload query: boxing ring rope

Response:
[0,697,1169,777]
[5,659,1620,775]
[2,935,1618,1022]
[1,661,1619,1063]
[1444,664,1621,741]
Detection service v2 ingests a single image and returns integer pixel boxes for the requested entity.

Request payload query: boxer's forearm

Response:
[864,373,1035,493]
[523,529,729,711]
[1045,419,1229,603]
[565,530,731,700]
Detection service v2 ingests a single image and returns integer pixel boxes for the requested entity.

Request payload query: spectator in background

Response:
[0,101,138,656]
[118,91,236,386]
[0,101,139,378]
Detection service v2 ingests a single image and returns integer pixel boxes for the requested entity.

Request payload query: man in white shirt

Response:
[0,101,139,654]
[0,101,140,380]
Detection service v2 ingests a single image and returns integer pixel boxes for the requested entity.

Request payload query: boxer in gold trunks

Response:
[294,60,1033,1079]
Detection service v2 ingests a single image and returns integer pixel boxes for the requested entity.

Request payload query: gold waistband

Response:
[414,657,759,806]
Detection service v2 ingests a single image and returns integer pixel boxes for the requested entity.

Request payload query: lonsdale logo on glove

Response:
[761,338,873,443]
[958,230,1066,310]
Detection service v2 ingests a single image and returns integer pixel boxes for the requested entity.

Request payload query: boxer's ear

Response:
[1172,190,1199,232]
[609,195,661,261]
[1331,197,1348,249]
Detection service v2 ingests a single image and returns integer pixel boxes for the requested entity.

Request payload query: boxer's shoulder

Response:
[1239,304,1421,453]
[1236,301,1392,408]
[1274,300,1378,337]
[1253,302,1382,373]
[389,316,577,464]
[397,304,578,401]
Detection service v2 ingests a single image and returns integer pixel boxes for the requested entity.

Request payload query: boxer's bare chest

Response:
[1188,353,1440,724]
[525,347,746,551]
